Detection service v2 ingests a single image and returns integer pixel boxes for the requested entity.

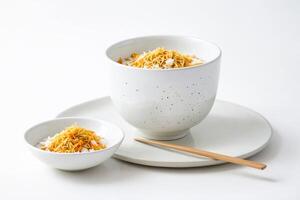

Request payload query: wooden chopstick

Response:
[135,137,267,170]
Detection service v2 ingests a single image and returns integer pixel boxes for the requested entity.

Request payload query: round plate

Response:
[57,97,272,168]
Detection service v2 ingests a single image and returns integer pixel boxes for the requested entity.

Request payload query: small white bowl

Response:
[106,35,221,140]
[24,117,124,171]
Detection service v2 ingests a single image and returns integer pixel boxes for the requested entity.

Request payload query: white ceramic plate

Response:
[57,97,272,168]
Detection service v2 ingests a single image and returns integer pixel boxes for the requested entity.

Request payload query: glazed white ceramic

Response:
[106,35,221,140]
[24,117,124,171]
[57,97,272,168]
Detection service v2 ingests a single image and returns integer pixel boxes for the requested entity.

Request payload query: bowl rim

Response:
[24,117,124,155]
[105,35,222,71]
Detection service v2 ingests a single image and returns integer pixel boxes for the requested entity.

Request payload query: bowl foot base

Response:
[136,129,190,141]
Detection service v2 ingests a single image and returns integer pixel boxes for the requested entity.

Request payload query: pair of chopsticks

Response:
[135,138,267,170]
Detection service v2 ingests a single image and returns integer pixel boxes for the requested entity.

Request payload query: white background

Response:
[0,0,299,199]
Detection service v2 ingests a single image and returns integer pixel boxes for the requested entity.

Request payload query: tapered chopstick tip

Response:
[260,164,267,170]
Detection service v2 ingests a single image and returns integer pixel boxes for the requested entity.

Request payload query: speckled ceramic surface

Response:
[57,96,272,168]
[106,36,221,140]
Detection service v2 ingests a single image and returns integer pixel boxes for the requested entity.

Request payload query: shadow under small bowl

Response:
[24,117,124,171]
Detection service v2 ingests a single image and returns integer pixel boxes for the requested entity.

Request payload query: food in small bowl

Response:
[24,117,124,171]
[106,35,221,140]
[38,124,107,153]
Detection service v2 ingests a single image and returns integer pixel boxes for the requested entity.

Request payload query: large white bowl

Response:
[24,117,124,171]
[106,35,221,140]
